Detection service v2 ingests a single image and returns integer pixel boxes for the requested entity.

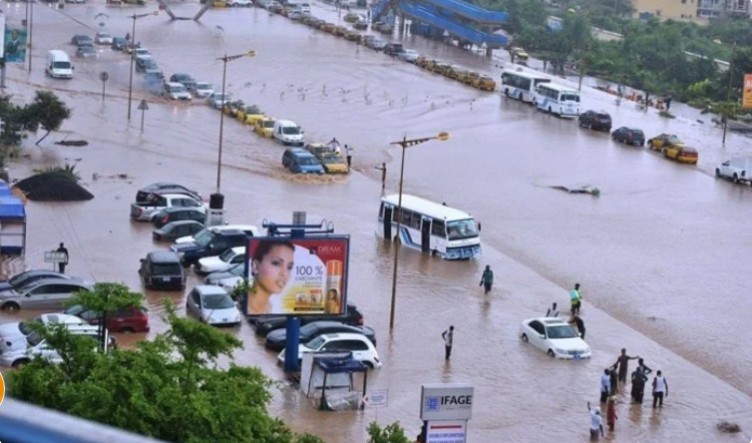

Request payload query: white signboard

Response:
[363,389,388,408]
[426,420,466,443]
[420,383,473,421]
[44,251,67,263]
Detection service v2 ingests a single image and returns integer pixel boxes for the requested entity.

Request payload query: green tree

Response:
[367,421,412,443]
[27,90,71,146]
[8,302,324,443]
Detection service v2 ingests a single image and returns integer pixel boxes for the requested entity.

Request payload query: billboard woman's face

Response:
[253,245,294,294]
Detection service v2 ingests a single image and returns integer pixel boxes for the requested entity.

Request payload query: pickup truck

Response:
[130,193,206,222]
[252,303,365,336]
[170,229,249,266]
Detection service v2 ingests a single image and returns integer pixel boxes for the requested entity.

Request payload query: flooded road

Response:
[0,1,751,441]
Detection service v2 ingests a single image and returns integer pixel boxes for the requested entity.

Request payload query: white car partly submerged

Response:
[519,317,591,359]
[195,246,246,274]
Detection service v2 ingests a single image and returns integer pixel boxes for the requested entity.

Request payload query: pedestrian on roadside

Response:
[374,163,386,192]
[600,369,611,403]
[569,283,582,315]
[587,402,604,441]
[665,94,673,111]
[56,242,69,274]
[545,302,559,318]
[441,325,454,360]
[606,396,617,432]
[344,144,354,168]
[479,265,493,295]
[652,370,668,408]
[569,314,586,339]
[612,348,639,385]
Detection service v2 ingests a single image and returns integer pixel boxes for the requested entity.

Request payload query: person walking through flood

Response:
[631,366,649,404]
[344,144,353,169]
[479,265,493,295]
[569,283,582,315]
[545,302,559,317]
[606,396,617,432]
[441,325,454,360]
[600,369,611,403]
[612,348,639,385]
[587,402,604,441]
[652,370,668,408]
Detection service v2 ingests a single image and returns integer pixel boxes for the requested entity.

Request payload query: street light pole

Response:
[127,11,158,121]
[215,51,255,194]
[723,44,737,146]
[387,132,450,332]
[27,0,33,74]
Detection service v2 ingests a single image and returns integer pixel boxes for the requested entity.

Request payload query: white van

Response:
[287,0,302,10]
[300,2,310,12]
[46,50,74,79]
[716,156,752,184]
[273,119,304,146]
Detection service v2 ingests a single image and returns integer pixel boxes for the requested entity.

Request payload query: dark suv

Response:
[151,206,206,228]
[138,251,185,290]
[384,43,405,57]
[170,229,249,266]
[578,110,612,132]
[252,303,365,337]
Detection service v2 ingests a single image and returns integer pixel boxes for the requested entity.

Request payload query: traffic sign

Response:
[99,71,109,82]
[363,389,388,408]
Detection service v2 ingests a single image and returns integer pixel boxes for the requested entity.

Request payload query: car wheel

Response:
[121,327,136,333]
[715,168,721,178]
[12,358,29,368]
[364,361,374,369]
[547,349,555,358]
[733,173,739,184]
[521,333,528,342]
[1,302,20,311]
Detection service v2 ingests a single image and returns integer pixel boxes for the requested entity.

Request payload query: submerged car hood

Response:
[551,337,589,352]
[206,306,240,324]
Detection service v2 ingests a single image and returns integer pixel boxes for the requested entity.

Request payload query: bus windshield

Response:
[446,219,479,240]
[560,93,580,102]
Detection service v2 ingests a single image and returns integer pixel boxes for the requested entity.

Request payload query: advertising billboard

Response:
[243,236,350,317]
[3,25,27,63]
[743,74,752,109]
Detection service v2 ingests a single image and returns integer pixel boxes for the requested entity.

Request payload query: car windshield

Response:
[227,263,245,276]
[299,157,319,166]
[263,120,275,128]
[64,304,85,316]
[193,228,211,244]
[27,331,43,347]
[202,293,234,309]
[219,249,236,261]
[18,318,43,335]
[152,263,181,274]
[446,219,479,240]
[197,83,213,90]
[596,114,611,120]
[667,135,681,143]
[171,85,187,93]
[546,325,579,339]
[196,231,215,247]
[282,126,301,135]
[214,93,230,101]
[632,130,644,137]
[9,272,32,287]
[304,336,326,350]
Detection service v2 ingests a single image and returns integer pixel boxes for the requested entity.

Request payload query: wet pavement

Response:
[0,1,751,441]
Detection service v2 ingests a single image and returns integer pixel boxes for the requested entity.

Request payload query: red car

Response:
[66,305,150,333]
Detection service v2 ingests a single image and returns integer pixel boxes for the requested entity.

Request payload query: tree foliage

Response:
[367,421,412,443]
[27,90,71,145]
[8,302,324,443]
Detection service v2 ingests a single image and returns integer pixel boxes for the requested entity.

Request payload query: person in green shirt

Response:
[479,265,493,295]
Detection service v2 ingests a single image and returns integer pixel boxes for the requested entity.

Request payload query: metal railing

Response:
[0,397,166,443]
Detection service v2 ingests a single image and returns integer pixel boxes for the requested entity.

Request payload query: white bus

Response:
[534,82,580,117]
[376,194,482,260]
[501,70,551,103]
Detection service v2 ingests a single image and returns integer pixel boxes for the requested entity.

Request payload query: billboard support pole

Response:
[0,62,5,90]
[284,212,305,374]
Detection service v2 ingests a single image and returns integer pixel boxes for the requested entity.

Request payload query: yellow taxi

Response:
[433,62,452,75]
[647,133,683,151]
[510,46,529,63]
[236,105,263,124]
[416,56,431,69]
[254,117,275,138]
[445,65,468,80]
[344,31,362,42]
[461,71,480,85]
[664,145,698,164]
[334,26,348,37]
[321,23,337,34]
[305,143,349,173]
[473,75,496,91]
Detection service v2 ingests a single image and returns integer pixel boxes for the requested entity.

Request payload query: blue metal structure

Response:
[372,0,508,49]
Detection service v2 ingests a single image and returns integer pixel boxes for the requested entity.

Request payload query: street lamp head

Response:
[436,132,450,141]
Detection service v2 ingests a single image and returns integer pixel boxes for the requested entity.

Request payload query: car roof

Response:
[526,317,568,326]
[166,82,186,88]
[288,148,314,157]
[194,285,229,296]
[319,332,370,341]
[40,313,88,324]
[160,206,204,214]
[146,250,181,263]
[226,246,246,254]
[162,220,204,228]
[276,119,298,126]
[24,278,90,290]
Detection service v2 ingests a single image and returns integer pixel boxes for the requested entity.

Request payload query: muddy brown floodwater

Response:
[0,1,750,442]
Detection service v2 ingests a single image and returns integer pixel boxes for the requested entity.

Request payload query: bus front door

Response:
[421,218,431,253]
[383,206,392,240]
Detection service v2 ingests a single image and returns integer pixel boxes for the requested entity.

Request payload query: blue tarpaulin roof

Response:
[315,356,368,373]
[0,196,25,219]
[0,183,11,196]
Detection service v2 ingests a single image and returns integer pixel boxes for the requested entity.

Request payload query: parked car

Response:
[131,193,205,222]
[138,251,186,290]
[0,324,110,368]
[71,34,93,46]
[195,246,246,274]
[647,133,683,151]
[135,55,159,73]
[344,30,361,42]
[253,303,364,336]
[273,120,305,146]
[277,332,381,368]
[171,229,250,266]
[163,82,192,100]
[144,71,165,94]
[207,92,232,109]
[578,110,612,132]
[204,263,245,291]
[265,320,377,351]
[94,32,113,45]
[611,127,645,146]
[519,317,591,359]
[0,313,88,343]
[353,20,368,30]
[398,49,419,63]
[509,46,529,64]
[663,145,698,164]
[173,224,259,245]
[169,73,197,91]
[0,278,93,311]
[473,75,496,91]
[236,105,264,124]
[153,220,205,242]
[0,270,72,293]
[343,11,361,22]
[70,305,150,333]
[222,100,246,117]
[282,148,325,174]
[185,285,242,326]
[384,43,405,57]
[715,156,752,184]
[191,82,215,98]
[304,143,348,173]
[136,182,202,203]
[254,117,276,138]
[289,10,305,20]
[76,44,97,59]
[227,0,253,5]
[111,37,128,51]
[151,206,206,228]
[363,36,387,51]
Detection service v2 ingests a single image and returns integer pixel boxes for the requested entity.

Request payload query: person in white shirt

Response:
[587,402,604,440]
[344,144,353,168]
[652,370,669,408]
[545,302,559,317]
[600,369,611,403]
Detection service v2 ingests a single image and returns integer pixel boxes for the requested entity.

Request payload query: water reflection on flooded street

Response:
[0,2,750,441]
